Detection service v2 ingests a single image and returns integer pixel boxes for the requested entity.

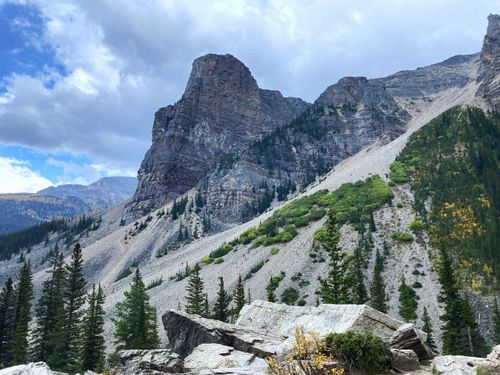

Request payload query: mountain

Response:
[0,176,136,234]
[0,13,498,369]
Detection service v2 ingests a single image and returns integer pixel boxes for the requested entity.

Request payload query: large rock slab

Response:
[390,324,434,360]
[118,349,183,375]
[183,344,268,374]
[0,363,67,375]
[162,309,286,358]
[391,349,420,372]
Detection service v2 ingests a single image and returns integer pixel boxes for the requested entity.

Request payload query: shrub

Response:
[146,277,163,290]
[214,257,224,264]
[270,247,280,255]
[245,260,265,280]
[412,281,423,288]
[389,161,408,183]
[297,299,307,306]
[280,287,299,305]
[324,331,393,374]
[392,231,414,242]
[209,243,233,258]
[201,255,213,265]
[409,220,425,231]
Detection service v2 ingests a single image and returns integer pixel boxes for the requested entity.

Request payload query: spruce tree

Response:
[31,252,66,369]
[266,278,276,303]
[185,264,206,316]
[493,297,500,345]
[0,278,16,368]
[421,307,437,352]
[204,294,209,318]
[81,285,106,372]
[318,210,352,304]
[61,243,86,373]
[370,249,388,313]
[233,275,246,316]
[10,262,33,365]
[351,246,368,304]
[113,269,160,350]
[213,277,231,322]
[398,277,418,321]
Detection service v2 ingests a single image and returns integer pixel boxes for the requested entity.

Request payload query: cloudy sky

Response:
[0,0,497,192]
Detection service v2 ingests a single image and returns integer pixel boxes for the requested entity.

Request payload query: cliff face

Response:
[477,14,500,111]
[129,54,309,213]
[129,16,493,223]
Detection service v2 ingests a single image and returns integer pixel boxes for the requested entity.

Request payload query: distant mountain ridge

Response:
[0,176,136,234]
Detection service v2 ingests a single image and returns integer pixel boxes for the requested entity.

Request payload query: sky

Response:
[0,0,498,193]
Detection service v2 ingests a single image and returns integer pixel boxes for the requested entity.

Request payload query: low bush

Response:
[280,287,299,305]
[324,331,393,374]
[389,160,408,183]
[270,247,280,255]
[409,220,425,231]
[392,231,414,242]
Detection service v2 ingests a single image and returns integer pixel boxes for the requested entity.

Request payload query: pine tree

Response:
[318,210,352,304]
[421,307,437,352]
[81,285,106,372]
[370,249,388,313]
[0,278,16,368]
[213,277,232,322]
[113,269,160,350]
[266,278,276,303]
[185,264,206,316]
[493,296,500,344]
[10,262,33,365]
[233,275,246,316]
[398,277,418,321]
[31,252,66,369]
[351,246,368,304]
[61,243,86,373]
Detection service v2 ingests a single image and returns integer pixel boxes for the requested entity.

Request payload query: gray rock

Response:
[118,349,183,374]
[391,349,420,372]
[477,14,500,111]
[432,355,485,375]
[183,344,268,373]
[0,362,67,375]
[390,324,435,361]
[162,309,285,358]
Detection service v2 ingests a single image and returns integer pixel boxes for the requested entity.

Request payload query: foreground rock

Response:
[235,300,433,360]
[183,344,268,374]
[118,349,183,375]
[162,309,285,358]
[0,362,67,375]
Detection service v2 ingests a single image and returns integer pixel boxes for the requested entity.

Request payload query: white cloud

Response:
[0,157,53,193]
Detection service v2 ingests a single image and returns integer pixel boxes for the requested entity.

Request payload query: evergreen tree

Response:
[10,262,33,365]
[213,277,231,322]
[266,278,276,303]
[61,243,86,373]
[113,269,160,350]
[31,252,66,369]
[398,277,418,321]
[462,298,487,357]
[204,294,209,318]
[81,285,106,372]
[370,250,388,313]
[421,307,437,352]
[185,264,205,316]
[351,246,368,304]
[318,210,352,304]
[233,275,246,316]
[493,297,500,345]
[0,278,16,368]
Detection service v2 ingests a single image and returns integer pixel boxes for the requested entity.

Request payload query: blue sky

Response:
[0,0,498,193]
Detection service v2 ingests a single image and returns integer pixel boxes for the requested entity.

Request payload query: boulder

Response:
[118,349,183,374]
[236,300,432,358]
[162,310,286,358]
[390,349,420,372]
[183,344,268,374]
[432,355,485,375]
[389,324,435,360]
[479,344,500,373]
[0,362,67,375]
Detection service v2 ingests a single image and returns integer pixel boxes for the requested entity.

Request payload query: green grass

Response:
[391,231,414,242]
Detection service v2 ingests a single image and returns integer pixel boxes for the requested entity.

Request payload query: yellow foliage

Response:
[471,274,483,292]
[267,328,345,375]
[438,202,484,240]
[477,194,491,208]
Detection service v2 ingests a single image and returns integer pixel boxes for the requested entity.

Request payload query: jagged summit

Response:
[477,14,500,110]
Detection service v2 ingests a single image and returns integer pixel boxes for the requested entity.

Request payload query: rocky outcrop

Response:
[390,324,434,361]
[0,362,68,375]
[117,349,183,375]
[477,14,500,111]
[390,349,420,372]
[162,309,285,358]
[183,344,268,374]
[129,53,309,214]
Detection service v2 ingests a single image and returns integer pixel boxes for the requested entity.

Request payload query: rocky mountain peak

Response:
[477,14,500,110]
[184,54,259,98]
